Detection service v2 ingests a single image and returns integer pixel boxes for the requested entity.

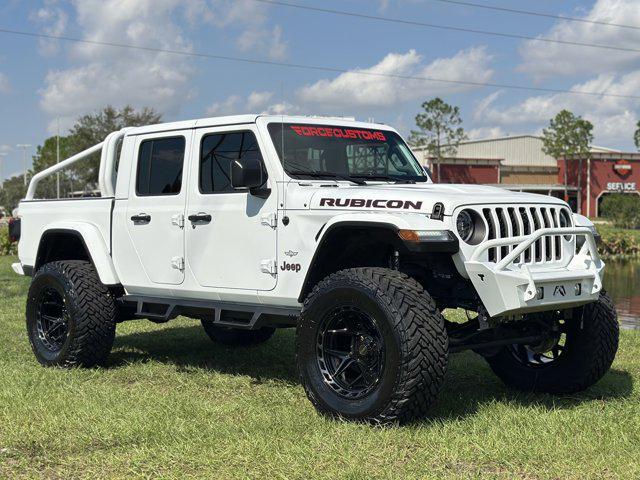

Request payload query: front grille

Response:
[479,205,569,264]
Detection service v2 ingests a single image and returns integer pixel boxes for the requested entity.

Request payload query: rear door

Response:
[185,125,277,291]
[125,131,192,285]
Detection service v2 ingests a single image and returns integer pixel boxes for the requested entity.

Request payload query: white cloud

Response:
[204,48,494,122]
[37,0,288,132]
[518,0,640,78]
[205,0,268,27]
[246,91,274,110]
[297,47,493,109]
[206,90,299,116]
[473,72,640,146]
[467,126,507,140]
[30,0,68,56]
[592,110,638,145]
[183,0,217,25]
[189,0,287,59]
[206,94,243,116]
[0,72,9,93]
[39,0,198,132]
[237,24,288,60]
[262,100,299,115]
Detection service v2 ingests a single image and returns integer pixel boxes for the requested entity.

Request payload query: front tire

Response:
[486,292,619,394]
[26,261,117,368]
[296,268,448,424]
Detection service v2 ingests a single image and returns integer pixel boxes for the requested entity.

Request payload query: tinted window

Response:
[136,137,185,196]
[200,131,264,193]
[268,123,426,181]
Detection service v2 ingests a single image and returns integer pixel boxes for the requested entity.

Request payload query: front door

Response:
[125,131,191,285]
[185,125,277,291]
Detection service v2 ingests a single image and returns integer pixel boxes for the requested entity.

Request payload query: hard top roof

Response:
[125,114,394,136]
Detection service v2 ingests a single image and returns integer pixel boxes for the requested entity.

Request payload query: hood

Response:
[306,183,567,215]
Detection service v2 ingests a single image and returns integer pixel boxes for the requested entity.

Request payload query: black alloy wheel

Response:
[296,267,449,424]
[34,286,69,353]
[26,261,117,368]
[485,292,619,394]
[316,305,385,399]
[507,319,567,367]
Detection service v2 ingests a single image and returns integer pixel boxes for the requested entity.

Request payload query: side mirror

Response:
[231,157,263,189]
[230,157,271,199]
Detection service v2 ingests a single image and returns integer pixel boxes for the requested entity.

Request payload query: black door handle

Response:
[130,213,151,224]
[188,213,212,224]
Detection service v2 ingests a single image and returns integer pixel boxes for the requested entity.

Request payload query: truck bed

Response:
[18,197,113,270]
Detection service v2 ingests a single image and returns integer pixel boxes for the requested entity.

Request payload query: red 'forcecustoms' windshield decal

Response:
[290,125,387,141]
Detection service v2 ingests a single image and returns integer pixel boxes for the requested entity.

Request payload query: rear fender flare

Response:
[36,222,120,285]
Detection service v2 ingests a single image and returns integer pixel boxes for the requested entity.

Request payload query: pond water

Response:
[605,259,640,330]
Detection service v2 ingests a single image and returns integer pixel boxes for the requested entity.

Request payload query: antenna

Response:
[280,81,288,217]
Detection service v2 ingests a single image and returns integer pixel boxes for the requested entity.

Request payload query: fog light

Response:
[575,283,582,296]
[536,287,544,300]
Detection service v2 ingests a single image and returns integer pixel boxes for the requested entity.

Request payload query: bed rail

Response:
[25,128,131,200]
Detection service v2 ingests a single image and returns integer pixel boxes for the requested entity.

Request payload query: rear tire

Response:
[296,267,448,424]
[26,261,117,368]
[201,321,275,346]
[485,292,619,394]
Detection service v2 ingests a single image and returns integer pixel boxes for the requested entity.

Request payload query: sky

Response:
[1,0,639,181]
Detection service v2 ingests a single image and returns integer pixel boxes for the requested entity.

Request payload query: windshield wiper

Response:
[287,170,367,186]
[350,174,419,184]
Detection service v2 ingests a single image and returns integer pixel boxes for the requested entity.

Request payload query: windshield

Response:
[268,123,428,182]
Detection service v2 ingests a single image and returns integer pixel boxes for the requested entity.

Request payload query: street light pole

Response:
[56,117,60,198]
[0,152,6,187]
[16,144,32,186]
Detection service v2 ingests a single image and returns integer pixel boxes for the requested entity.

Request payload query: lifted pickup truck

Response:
[14,115,618,424]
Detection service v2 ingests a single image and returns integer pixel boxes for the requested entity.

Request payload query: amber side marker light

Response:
[398,230,454,242]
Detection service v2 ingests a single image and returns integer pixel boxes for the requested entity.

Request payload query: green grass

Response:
[592,224,640,260]
[0,256,639,479]
[597,223,640,240]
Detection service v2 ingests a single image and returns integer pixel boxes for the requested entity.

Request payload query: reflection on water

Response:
[605,259,640,330]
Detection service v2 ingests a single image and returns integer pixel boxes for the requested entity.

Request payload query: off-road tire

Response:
[26,260,117,368]
[486,292,619,394]
[201,322,276,346]
[296,267,448,424]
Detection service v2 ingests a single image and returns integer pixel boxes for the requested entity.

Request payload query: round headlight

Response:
[456,210,474,242]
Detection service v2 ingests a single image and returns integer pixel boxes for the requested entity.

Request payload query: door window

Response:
[199,131,265,194]
[136,136,186,196]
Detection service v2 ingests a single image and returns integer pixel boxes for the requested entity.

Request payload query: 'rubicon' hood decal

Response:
[319,197,423,210]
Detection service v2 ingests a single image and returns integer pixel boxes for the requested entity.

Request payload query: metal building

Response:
[413,135,637,216]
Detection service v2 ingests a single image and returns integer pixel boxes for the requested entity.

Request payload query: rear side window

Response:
[200,131,264,194]
[136,136,185,196]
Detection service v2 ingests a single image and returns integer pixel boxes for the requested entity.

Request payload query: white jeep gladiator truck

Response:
[13,115,618,424]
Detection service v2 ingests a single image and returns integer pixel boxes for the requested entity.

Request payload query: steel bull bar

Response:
[464,227,603,317]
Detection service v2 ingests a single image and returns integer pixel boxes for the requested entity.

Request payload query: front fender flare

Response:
[299,213,454,302]
[37,222,120,285]
[315,213,426,243]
